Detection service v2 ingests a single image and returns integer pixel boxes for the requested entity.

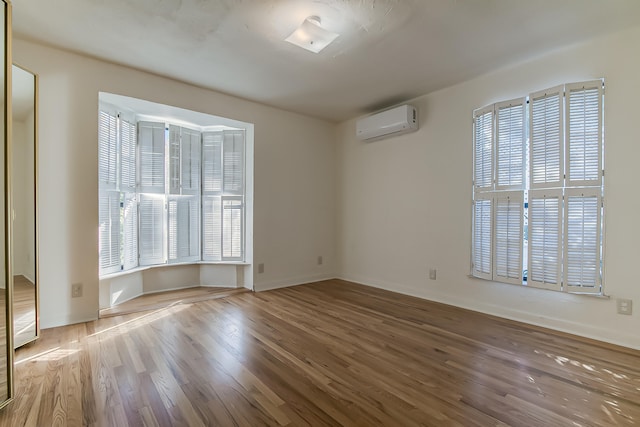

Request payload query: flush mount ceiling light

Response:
[285,16,339,53]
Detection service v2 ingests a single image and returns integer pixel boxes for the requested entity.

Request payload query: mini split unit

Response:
[356,104,418,141]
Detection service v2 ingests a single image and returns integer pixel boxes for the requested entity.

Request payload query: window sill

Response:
[100,261,250,280]
[467,274,610,299]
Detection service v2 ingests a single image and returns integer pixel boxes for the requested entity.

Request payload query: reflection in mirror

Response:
[11,64,37,349]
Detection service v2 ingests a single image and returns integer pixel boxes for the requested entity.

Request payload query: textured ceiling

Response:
[12,0,640,122]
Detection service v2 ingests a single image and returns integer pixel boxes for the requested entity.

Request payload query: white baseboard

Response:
[255,273,336,292]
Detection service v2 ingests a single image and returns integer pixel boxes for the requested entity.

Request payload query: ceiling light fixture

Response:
[285,16,338,53]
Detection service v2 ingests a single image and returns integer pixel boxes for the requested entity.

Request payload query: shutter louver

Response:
[530,87,563,188]
[202,132,223,194]
[496,99,525,190]
[98,190,120,274]
[98,111,118,190]
[527,190,562,291]
[564,189,601,293]
[202,196,222,261]
[168,196,200,263]
[566,81,603,187]
[139,194,165,265]
[223,131,244,194]
[474,107,493,191]
[122,193,138,270]
[222,197,243,260]
[494,192,523,284]
[120,118,137,191]
[472,196,492,280]
[181,129,201,195]
[139,121,166,194]
[169,125,181,195]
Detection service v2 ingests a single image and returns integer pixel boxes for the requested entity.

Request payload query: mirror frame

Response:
[12,62,38,349]
[1,0,13,409]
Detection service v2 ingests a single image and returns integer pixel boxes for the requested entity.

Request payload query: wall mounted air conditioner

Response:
[356,104,418,141]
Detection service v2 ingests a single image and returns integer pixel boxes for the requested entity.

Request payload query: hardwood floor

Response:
[14,276,37,348]
[2,279,639,426]
[99,287,249,318]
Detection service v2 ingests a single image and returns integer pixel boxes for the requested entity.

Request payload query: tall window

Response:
[98,109,246,275]
[472,80,604,294]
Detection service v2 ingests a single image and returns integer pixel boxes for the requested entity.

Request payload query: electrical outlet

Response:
[617,298,632,315]
[317,256,323,265]
[429,269,437,280]
[71,283,83,298]
[258,263,265,274]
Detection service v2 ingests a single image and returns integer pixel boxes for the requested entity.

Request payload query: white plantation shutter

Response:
[495,99,525,190]
[120,118,137,191]
[98,110,118,190]
[202,196,222,261]
[139,121,166,193]
[202,132,223,193]
[223,130,245,194]
[564,188,601,293]
[222,197,244,260]
[474,106,493,191]
[169,125,181,194]
[122,192,138,270]
[472,194,492,280]
[99,190,120,274]
[168,196,200,263]
[527,190,562,291]
[530,86,563,189]
[566,81,603,187]
[139,194,165,265]
[181,128,201,195]
[493,191,523,284]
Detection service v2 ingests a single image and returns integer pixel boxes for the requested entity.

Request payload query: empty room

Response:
[0,0,637,425]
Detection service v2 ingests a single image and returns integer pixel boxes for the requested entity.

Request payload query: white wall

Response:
[13,38,338,328]
[337,25,640,350]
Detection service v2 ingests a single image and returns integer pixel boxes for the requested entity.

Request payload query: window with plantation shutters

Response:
[99,191,120,274]
[496,99,525,190]
[527,190,562,291]
[99,110,117,190]
[474,107,493,191]
[202,196,222,261]
[169,126,201,196]
[472,195,492,280]
[168,196,200,263]
[122,193,138,270]
[566,82,602,187]
[530,86,563,189]
[223,130,245,194]
[99,102,247,277]
[120,118,137,192]
[139,121,166,194]
[139,194,165,265]
[202,132,223,193]
[99,108,137,275]
[201,130,245,261]
[564,188,601,293]
[471,79,604,295]
[494,191,523,284]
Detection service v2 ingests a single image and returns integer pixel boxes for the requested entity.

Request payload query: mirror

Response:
[11,64,37,349]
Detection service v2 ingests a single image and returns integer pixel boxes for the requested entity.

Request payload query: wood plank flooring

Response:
[99,287,249,318]
[14,276,37,348]
[2,279,639,426]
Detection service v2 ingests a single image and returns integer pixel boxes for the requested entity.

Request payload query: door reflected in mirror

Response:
[12,64,37,349]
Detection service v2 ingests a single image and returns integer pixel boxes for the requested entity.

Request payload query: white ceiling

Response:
[12,0,640,122]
